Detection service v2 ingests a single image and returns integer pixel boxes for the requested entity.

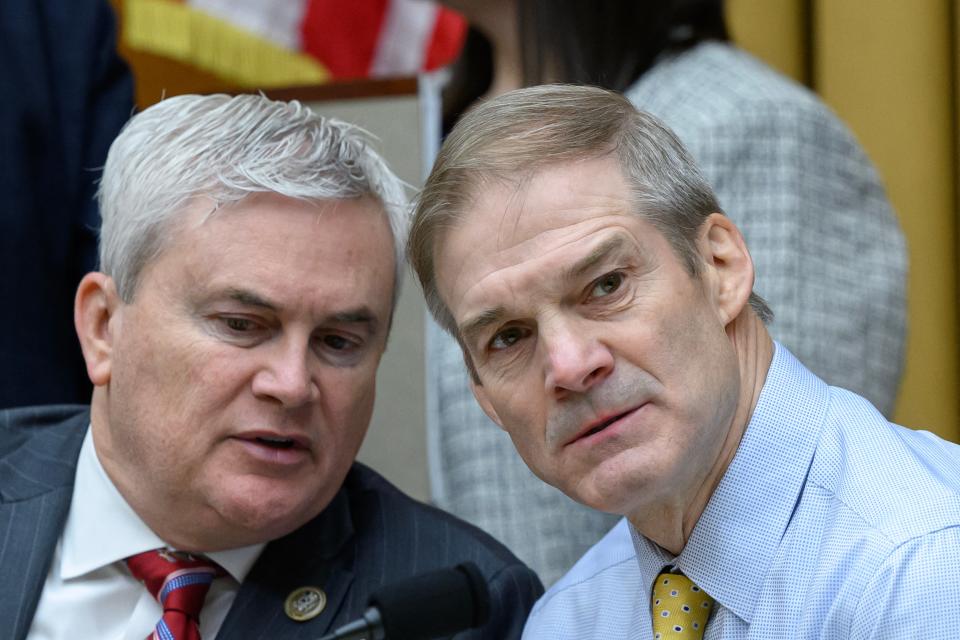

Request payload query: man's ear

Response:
[74,273,122,387]
[697,213,755,326]
[469,377,507,432]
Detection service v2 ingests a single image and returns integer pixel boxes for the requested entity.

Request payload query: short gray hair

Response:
[98,93,409,304]
[410,83,772,340]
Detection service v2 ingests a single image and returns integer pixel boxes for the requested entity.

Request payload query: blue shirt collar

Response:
[631,343,830,623]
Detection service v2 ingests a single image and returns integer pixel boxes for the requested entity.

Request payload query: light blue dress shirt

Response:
[523,343,960,639]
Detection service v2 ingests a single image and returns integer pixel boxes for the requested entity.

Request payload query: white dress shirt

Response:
[27,427,264,639]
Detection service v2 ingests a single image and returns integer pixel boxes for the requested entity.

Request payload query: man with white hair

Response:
[0,93,541,639]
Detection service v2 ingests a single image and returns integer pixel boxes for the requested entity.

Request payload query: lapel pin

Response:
[285,586,327,622]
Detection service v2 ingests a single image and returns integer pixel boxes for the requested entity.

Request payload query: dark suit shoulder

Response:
[212,464,543,639]
[344,463,521,563]
[342,463,544,638]
[0,405,89,501]
[0,404,89,430]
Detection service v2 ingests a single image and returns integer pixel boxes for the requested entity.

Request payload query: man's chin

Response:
[564,465,645,516]
[198,486,330,549]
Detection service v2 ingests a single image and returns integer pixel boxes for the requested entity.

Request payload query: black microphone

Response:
[317,561,491,640]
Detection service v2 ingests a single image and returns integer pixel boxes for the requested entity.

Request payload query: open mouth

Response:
[235,432,308,452]
[583,412,627,438]
[582,416,620,438]
[235,432,310,464]
[568,406,642,446]
[253,436,297,450]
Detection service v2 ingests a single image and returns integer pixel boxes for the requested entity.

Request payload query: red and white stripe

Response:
[186,0,466,79]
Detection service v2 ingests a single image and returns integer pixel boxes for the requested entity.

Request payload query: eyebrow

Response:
[328,309,380,333]
[559,235,630,282]
[457,235,632,349]
[225,288,277,310]
[222,288,380,333]
[459,306,507,352]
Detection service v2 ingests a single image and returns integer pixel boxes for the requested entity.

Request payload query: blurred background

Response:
[26,0,960,500]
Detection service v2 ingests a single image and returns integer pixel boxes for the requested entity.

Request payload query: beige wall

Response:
[728,0,960,440]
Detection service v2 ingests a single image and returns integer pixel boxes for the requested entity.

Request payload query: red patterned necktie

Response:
[126,549,225,640]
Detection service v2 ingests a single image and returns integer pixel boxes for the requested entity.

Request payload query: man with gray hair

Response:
[409,84,960,638]
[0,93,541,639]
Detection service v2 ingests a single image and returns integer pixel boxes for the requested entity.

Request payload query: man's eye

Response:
[591,271,624,298]
[317,333,367,366]
[322,334,357,351]
[490,326,528,351]
[223,317,257,332]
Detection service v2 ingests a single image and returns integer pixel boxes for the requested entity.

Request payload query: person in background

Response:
[0,0,134,408]
[411,84,957,639]
[426,0,907,586]
[0,93,541,640]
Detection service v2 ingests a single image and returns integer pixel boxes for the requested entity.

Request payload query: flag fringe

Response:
[124,0,330,88]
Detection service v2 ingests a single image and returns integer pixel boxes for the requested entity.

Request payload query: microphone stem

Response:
[317,607,384,640]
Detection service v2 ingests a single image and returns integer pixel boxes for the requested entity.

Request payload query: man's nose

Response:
[251,339,319,407]
[541,318,614,397]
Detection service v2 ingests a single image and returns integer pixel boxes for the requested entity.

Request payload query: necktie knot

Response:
[651,571,714,639]
[126,549,225,640]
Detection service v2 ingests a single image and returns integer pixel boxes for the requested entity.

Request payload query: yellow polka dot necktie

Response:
[651,571,715,639]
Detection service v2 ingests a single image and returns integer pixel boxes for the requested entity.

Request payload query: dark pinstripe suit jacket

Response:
[0,405,543,639]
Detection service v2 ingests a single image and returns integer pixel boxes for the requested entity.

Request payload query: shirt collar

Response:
[632,343,830,623]
[629,524,675,595]
[60,427,264,583]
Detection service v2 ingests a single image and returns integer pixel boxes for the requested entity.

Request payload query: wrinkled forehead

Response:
[440,156,632,254]
[433,156,636,314]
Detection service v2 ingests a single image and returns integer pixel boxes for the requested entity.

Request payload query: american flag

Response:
[123,0,466,87]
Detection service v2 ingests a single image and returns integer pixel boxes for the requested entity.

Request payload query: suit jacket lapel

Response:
[0,487,75,640]
[0,406,89,640]
[218,486,356,639]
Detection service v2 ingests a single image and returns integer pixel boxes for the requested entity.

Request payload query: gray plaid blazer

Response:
[426,42,907,586]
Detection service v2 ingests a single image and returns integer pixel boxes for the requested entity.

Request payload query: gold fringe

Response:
[124,0,330,87]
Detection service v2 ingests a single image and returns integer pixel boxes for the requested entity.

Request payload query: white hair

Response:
[97,93,409,304]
